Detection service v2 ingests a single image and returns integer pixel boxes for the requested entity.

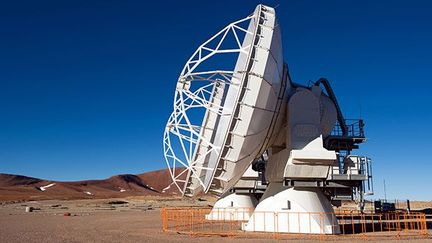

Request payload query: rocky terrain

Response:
[0,169,431,242]
[0,169,183,202]
[0,197,218,243]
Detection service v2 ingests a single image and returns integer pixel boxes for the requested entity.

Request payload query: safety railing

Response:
[331,155,372,178]
[331,119,365,138]
[161,207,429,240]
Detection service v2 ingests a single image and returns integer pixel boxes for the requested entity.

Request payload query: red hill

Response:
[0,169,182,202]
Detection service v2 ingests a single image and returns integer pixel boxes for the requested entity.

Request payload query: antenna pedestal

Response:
[242,183,340,234]
[205,192,258,221]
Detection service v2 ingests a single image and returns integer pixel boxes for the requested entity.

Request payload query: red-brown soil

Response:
[0,169,182,202]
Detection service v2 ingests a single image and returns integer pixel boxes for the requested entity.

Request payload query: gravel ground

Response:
[0,199,431,243]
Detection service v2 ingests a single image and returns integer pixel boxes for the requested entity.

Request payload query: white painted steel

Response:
[242,184,340,234]
[163,4,285,197]
[205,192,257,221]
[265,86,338,183]
[163,4,346,235]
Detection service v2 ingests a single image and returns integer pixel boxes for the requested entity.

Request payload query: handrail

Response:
[331,119,365,137]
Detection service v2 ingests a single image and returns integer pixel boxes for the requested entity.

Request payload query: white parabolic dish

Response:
[163,5,287,197]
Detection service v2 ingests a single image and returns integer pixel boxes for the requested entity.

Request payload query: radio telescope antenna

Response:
[163,4,372,235]
[163,4,285,197]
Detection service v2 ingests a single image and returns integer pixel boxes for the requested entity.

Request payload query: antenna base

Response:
[242,183,340,234]
[205,192,258,221]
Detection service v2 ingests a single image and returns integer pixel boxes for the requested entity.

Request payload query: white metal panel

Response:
[243,184,340,234]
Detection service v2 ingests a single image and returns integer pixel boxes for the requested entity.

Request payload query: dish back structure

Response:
[163,5,286,197]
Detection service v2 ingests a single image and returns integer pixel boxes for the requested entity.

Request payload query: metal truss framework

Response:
[163,13,255,194]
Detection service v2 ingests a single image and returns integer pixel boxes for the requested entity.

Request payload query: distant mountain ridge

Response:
[0,174,43,187]
[0,169,181,201]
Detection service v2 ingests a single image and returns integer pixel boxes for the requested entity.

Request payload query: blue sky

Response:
[0,0,431,200]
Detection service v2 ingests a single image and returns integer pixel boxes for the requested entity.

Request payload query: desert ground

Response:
[1,196,431,243]
[0,196,215,243]
[1,170,431,242]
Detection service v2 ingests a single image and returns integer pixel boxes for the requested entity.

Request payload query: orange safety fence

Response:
[161,207,430,241]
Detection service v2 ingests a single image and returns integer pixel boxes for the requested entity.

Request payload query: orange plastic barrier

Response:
[161,207,429,240]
